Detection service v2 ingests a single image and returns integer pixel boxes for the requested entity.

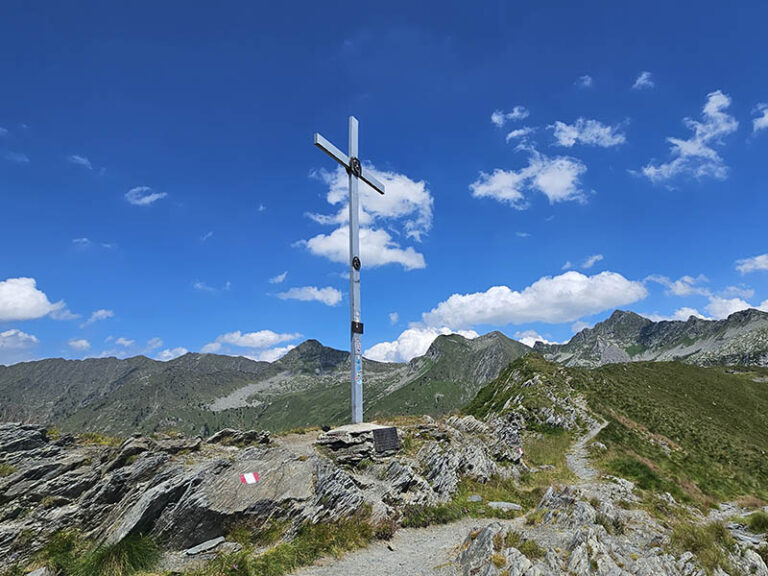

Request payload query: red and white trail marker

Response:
[239,472,260,485]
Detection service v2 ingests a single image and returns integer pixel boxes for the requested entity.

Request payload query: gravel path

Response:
[292,517,519,576]
[565,418,608,482]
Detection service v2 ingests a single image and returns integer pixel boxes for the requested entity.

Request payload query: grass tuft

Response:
[0,462,16,477]
[75,535,160,576]
[670,521,735,575]
[745,510,768,533]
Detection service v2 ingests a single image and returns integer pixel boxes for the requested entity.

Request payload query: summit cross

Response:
[313,116,386,424]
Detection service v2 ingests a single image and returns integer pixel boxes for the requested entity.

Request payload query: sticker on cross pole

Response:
[239,472,260,485]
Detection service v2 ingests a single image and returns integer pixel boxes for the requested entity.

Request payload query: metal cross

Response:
[314,116,385,424]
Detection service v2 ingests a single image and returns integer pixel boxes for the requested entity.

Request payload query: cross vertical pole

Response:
[348,116,363,424]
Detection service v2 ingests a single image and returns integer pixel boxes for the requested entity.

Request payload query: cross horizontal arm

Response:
[314,133,386,195]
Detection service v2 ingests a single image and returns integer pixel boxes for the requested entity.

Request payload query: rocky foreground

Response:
[1,409,767,575]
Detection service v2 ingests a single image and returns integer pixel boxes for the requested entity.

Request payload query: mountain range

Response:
[1,308,766,435]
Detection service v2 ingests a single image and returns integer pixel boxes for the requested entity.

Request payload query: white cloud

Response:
[277,286,342,306]
[581,254,604,269]
[706,297,753,319]
[632,71,655,90]
[125,186,167,206]
[300,226,426,270]
[68,338,91,351]
[201,231,213,242]
[302,165,432,270]
[68,155,93,170]
[491,106,530,127]
[753,104,768,133]
[575,75,593,88]
[269,271,288,284]
[642,307,710,322]
[252,345,295,362]
[258,204,266,212]
[0,328,39,349]
[0,126,7,137]
[642,90,738,182]
[646,274,710,296]
[145,337,163,351]
[4,151,29,164]
[516,232,531,238]
[81,308,114,327]
[389,312,399,325]
[505,127,534,142]
[736,254,768,274]
[365,326,479,363]
[0,277,65,321]
[115,337,134,347]
[156,347,188,361]
[202,330,301,354]
[470,150,587,208]
[72,237,91,248]
[421,271,648,328]
[513,330,555,347]
[551,119,626,148]
[562,261,573,271]
[309,165,433,240]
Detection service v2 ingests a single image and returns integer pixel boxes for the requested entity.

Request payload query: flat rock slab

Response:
[186,536,225,555]
[488,501,522,512]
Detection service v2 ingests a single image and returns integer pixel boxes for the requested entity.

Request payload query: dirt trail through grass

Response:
[565,418,608,482]
[292,517,520,576]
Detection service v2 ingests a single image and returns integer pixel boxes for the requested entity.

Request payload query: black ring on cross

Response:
[349,157,362,178]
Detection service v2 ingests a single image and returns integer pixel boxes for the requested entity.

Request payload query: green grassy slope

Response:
[466,355,768,505]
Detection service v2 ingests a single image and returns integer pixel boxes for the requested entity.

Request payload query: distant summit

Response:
[535,308,768,367]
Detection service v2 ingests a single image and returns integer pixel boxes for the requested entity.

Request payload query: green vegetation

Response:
[0,462,16,477]
[77,433,123,447]
[503,531,544,560]
[744,510,768,533]
[669,521,735,575]
[190,512,374,576]
[466,355,768,507]
[34,532,159,576]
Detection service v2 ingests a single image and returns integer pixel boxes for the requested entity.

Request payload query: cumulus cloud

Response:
[68,155,93,170]
[301,165,432,270]
[269,271,288,284]
[641,307,710,322]
[736,254,768,274]
[115,337,134,347]
[470,150,588,208]
[0,328,39,349]
[551,119,626,148]
[389,312,399,325]
[156,347,188,361]
[201,330,301,354]
[421,271,648,328]
[125,186,167,206]
[646,274,710,296]
[300,226,426,270]
[575,75,593,88]
[491,106,530,127]
[252,345,295,362]
[753,104,768,133]
[513,330,555,347]
[365,326,479,363]
[277,286,342,306]
[0,277,65,321]
[632,71,655,90]
[81,309,114,327]
[68,338,91,351]
[641,90,738,182]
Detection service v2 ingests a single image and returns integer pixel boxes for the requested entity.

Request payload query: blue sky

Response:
[2,1,768,365]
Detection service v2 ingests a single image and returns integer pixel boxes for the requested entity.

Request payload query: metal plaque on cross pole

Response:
[313,117,385,424]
